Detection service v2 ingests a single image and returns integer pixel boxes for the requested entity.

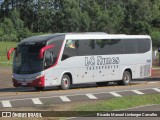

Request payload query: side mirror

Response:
[7,47,17,60]
[39,45,55,59]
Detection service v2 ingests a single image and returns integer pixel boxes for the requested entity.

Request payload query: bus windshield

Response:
[13,45,44,74]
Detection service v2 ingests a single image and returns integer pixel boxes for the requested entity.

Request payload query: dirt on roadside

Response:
[0,67,13,88]
[152,69,160,77]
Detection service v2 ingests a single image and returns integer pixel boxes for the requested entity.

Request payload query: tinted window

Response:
[62,40,94,60]
[62,38,150,60]
[13,45,44,74]
[62,40,78,60]
[45,39,63,69]
[77,40,94,56]
[49,40,64,63]
[95,39,124,55]
[137,39,150,53]
[123,39,138,54]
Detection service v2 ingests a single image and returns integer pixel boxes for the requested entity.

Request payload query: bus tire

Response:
[117,71,131,85]
[96,82,109,86]
[34,87,44,91]
[60,74,71,90]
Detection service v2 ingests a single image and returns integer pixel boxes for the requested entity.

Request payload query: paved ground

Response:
[0,82,160,109]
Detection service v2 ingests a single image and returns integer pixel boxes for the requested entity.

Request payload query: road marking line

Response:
[60,96,71,102]
[109,92,122,97]
[86,94,97,99]
[2,100,12,107]
[132,90,144,95]
[32,98,43,105]
[3,87,158,102]
[152,88,160,92]
[148,82,158,84]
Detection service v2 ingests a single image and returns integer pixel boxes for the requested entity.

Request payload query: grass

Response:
[73,94,160,112]
[152,65,160,68]
[0,41,17,67]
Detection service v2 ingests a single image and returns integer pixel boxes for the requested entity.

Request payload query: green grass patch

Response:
[0,41,17,67]
[73,94,160,112]
[152,65,160,68]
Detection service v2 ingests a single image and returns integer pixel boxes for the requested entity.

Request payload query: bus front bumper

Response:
[12,76,45,87]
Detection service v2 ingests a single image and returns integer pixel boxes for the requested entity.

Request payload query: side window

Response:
[77,40,94,56]
[95,39,124,55]
[107,39,124,54]
[65,40,79,49]
[62,40,78,60]
[137,39,150,53]
[124,39,138,54]
[95,39,108,55]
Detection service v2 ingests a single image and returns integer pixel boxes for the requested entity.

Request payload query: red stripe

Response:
[39,45,55,59]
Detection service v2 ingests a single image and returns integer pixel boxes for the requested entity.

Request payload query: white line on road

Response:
[148,82,158,84]
[109,92,122,97]
[32,98,43,105]
[152,88,160,92]
[132,90,144,95]
[86,94,97,99]
[2,100,12,107]
[1,87,158,102]
[60,96,71,102]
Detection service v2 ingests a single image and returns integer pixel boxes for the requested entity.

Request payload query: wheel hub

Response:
[63,78,68,87]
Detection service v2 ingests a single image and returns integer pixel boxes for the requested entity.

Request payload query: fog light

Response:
[39,82,41,84]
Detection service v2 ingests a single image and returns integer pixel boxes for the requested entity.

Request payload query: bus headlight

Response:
[36,75,43,79]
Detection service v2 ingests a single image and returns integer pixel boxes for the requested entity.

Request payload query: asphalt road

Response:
[0,79,160,109]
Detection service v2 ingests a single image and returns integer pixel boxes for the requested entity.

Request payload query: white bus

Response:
[7,33,152,90]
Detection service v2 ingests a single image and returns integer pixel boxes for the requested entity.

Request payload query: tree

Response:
[151,30,160,48]
[0,17,18,41]
[122,0,152,34]
[54,0,82,32]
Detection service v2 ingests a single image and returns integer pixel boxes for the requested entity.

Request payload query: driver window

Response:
[44,51,54,68]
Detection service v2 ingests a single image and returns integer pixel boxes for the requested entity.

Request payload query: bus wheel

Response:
[96,82,109,86]
[60,74,71,90]
[34,87,44,91]
[117,71,131,85]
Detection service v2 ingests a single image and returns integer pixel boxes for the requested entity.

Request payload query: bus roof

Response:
[65,33,151,40]
[19,33,66,45]
[19,32,151,45]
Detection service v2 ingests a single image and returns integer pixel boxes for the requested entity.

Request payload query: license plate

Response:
[21,82,27,85]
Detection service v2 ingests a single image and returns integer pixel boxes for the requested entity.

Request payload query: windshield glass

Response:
[13,45,44,74]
